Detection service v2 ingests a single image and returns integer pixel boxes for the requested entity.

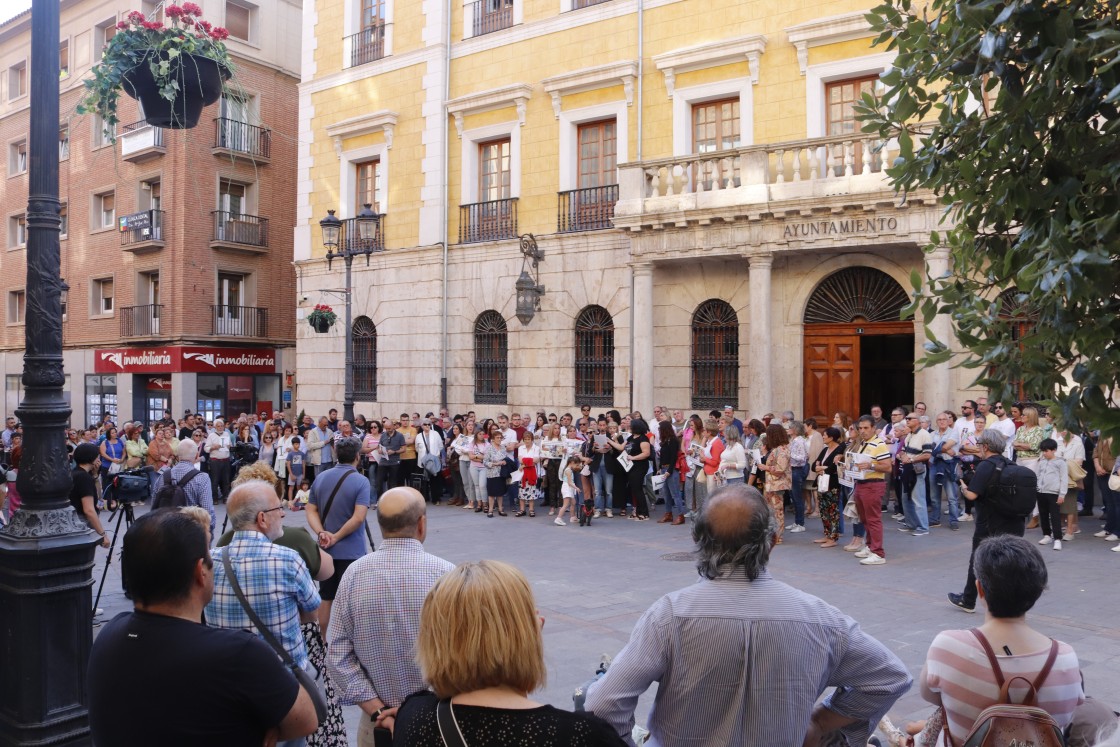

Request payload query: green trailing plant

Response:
[78,3,235,132]
[860,0,1120,437]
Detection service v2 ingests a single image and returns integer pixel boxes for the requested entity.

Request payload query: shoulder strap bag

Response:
[220,547,329,724]
[320,470,354,523]
[436,698,469,747]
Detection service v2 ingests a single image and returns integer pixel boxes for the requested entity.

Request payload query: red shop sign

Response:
[95,346,276,374]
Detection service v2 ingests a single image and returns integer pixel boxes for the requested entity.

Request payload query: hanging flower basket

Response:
[79,4,235,133]
[122,52,227,129]
[308,305,337,334]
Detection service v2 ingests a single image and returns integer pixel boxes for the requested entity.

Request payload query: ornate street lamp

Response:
[514,233,545,325]
[0,0,100,743]
[318,204,382,422]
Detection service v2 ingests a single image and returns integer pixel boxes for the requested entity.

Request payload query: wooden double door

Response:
[803,322,914,425]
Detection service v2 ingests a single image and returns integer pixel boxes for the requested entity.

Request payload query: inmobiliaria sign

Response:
[94,346,277,374]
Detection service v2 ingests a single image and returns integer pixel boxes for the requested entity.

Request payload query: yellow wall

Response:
[306,0,886,256]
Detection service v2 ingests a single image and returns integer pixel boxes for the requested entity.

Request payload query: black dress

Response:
[392,691,626,747]
[626,434,651,518]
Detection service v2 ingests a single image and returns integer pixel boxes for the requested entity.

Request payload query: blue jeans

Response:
[929,461,960,524]
[661,469,685,516]
[790,464,808,526]
[593,462,612,510]
[366,462,380,502]
[1100,475,1120,535]
[903,470,929,532]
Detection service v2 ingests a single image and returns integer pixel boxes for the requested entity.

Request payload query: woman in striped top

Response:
[919,535,1083,746]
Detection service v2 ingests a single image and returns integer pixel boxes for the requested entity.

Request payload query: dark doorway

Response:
[859,333,914,414]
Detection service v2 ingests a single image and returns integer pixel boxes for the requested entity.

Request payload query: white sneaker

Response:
[786,523,797,530]
[1062,533,1074,541]
[789,525,806,533]
[1053,540,1062,551]
[959,514,974,522]
[1094,530,1109,537]
[854,548,871,559]
[593,510,602,518]
[554,518,566,526]
[605,510,613,518]
[1039,535,1053,545]
[1112,543,1120,552]
[1106,534,1120,542]
[891,513,905,521]
[860,554,886,565]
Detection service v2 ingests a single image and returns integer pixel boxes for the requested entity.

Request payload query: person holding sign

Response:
[850,416,893,566]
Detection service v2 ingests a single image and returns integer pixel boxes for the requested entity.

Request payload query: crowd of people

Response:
[2,397,1119,745]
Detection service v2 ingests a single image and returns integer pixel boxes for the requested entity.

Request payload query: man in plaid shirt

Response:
[326,487,454,744]
[206,480,321,669]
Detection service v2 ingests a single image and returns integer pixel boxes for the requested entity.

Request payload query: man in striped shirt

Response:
[851,415,893,565]
[585,484,911,747]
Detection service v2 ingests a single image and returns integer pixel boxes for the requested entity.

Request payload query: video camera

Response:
[108,467,151,505]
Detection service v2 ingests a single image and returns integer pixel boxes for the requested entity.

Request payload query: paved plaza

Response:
[92,499,1120,742]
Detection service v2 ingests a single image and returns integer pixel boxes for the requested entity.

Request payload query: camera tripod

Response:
[92,499,137,618]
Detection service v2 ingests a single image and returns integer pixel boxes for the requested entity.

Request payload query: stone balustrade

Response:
[615,133,902,223]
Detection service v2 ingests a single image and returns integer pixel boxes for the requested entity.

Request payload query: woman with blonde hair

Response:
[1013,406,1046,468]
[394,561,625,746]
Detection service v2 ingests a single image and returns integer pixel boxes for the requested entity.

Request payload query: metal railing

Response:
[211,305,269,338]
[340,212,386,253]
[212,211,269,248]
[120,304,163,337]
[213,118,271,159]
[344,25,386,67]
[119,209,164,246]
[558,184,618,232]
[120,120,164,157]
[459,198,517,243]
[468,0,513,37]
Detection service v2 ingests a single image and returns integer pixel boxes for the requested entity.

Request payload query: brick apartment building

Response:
[0,0,300,427]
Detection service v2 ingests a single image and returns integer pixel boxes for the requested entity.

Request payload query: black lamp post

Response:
[319,203,380,423]
[0,0,100,744]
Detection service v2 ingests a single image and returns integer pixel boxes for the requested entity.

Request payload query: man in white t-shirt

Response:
[898,413,932,535]
[954,400,977,439]
[990,401,1017,459]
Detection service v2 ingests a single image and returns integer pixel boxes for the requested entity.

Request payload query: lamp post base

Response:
[0,510,99,747]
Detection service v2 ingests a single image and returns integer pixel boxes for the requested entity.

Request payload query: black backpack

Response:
[987,457,1038,518]
[152,468,200,509]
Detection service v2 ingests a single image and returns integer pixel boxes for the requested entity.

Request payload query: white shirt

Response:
[992,417,1017,459]
[205,430,232,459]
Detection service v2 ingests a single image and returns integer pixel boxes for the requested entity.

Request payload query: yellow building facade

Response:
[294,0,969,420]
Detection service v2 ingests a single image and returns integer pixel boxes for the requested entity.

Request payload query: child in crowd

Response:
[292,479,311,511]
[556,454,580,526]
[1035,437,1066,550]
[285,436,305,505]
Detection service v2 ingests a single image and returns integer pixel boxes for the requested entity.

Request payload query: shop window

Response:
[86,374,118,427]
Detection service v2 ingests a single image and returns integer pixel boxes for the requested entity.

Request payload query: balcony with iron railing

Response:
[467,0,514,37]
[120,120,165,162]
[120,304,163,337]
[459,198,518,243]
[210,211,269,253]
[212,118,271,162]
[615,133,905,228]
[341,212,386,253]
[119,209,165,252]
[558,185,618,233]
[211,305,269,338]
[344,25,387,68]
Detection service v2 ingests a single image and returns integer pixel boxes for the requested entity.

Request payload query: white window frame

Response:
[92,190,116,232]
[672,78,753,157]
[340,143,390,219]
[805,52,895,138]
[59,37,71,79]
[558,101,628,192]
[9,139,28,176]
[342,0,395,62]
[7,61,27,102]
[59,124,70,161]
[224,0,258,44]
[8,214,27,249]
[60,202,68,238]
[94,17,118,53]
[92,114,115,149]
[460,121,520,204]
[8,290,26,325]
[91,276,115,317]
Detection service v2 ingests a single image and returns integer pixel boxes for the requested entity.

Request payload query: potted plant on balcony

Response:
[78,3,235,132]
[307,304,337,334]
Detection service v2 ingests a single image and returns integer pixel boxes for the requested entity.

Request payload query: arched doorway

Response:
[802,267,913,424]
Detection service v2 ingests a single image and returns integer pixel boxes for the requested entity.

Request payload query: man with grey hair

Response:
[154,439,214,533]
[586,484,911,747]
[206,480,321,674]
[204,417,233,504]
[327,487,454,744]
[948,428,1026,613]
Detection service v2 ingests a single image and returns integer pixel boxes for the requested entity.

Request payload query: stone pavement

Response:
[92,500,1120,743]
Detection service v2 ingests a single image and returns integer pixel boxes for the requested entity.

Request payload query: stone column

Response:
[923,247,953,408]
[748,253,773,418]
[631,262,654,416]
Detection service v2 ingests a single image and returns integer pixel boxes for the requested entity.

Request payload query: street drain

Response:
[660,552,694,561]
